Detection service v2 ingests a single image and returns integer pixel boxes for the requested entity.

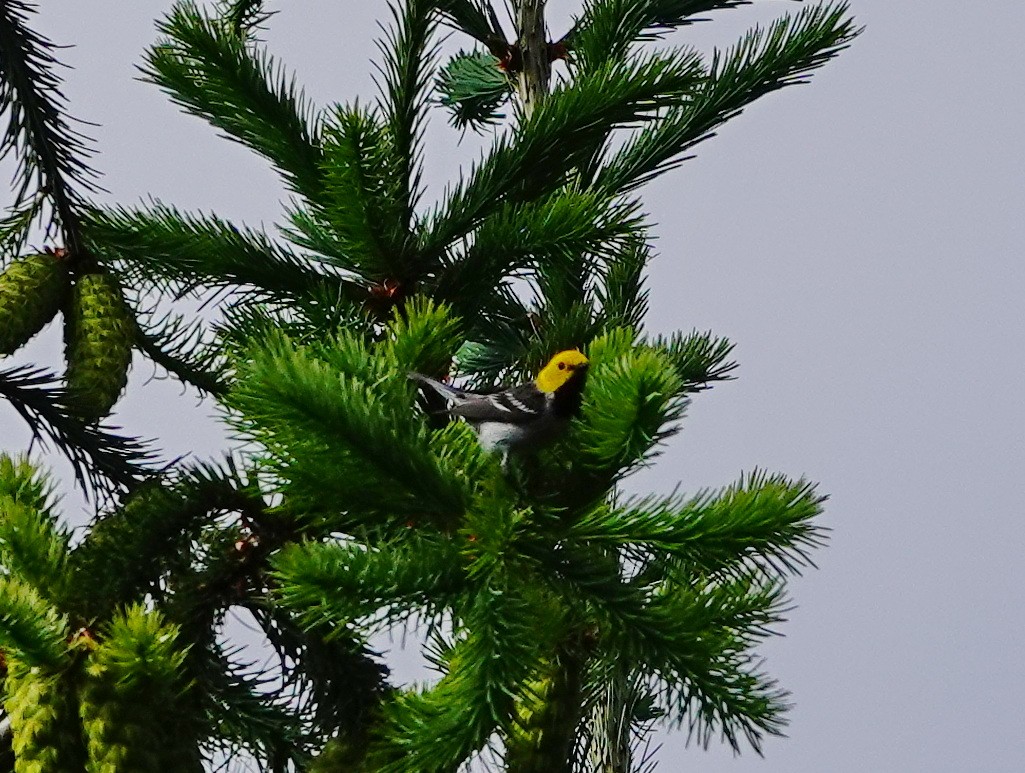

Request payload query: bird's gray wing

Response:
[449,383,548,424]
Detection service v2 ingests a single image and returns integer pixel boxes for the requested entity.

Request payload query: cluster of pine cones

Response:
[0,252,132,421]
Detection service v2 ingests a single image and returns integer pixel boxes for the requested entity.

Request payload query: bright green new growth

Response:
[0,0,859,769]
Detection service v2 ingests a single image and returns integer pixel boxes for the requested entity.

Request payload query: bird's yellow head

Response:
[535,350,589,394]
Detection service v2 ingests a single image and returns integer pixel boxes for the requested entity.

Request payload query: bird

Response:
[409,349,590,458]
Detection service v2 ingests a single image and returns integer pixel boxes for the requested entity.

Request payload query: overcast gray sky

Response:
[2,1,1023,771]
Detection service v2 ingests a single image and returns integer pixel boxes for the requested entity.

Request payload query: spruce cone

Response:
[78,609,200,773]
[0,253,69,356]
[63,272,135,421]
[4,657,87,772]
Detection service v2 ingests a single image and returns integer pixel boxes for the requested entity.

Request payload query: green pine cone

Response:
[505,661,583,773]
[79,670,163,773]
[63,273,134,421]
[0,253,69,356]
[78,608,200,773]
[4,658,87,773]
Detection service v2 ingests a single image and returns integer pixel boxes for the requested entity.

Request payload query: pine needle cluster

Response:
[0,0,859,770]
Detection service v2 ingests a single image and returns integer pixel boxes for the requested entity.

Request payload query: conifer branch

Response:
[228,332,477,528]
[368,580,550,772]
[145,1,323,201]
[651,329,738,392]
[83,202,360,302]
[271,535,467,632]
[438,0,506,47]
[434,191,641,316]
[580,666,652,773]
[569,0,751,72]
[218,0,273,36]
[133,310,230,398]
[595,2,860,193]
[0,365,157,499]
[0,0,100,258]
[591,237,650,332]
[0,576,68,671]
[574,346,688,479]
[422,50,704,255]
[0,481,71,607]
[647,581,792,753]
[68,465,261,620]
[435,49,512,131]
[192,644,309,767]
[569,474,826,578]
[290,105,410,278]
[0,190,46,260]
[378,0,438,232]
[553,557,789,753]
[245,604,389,747]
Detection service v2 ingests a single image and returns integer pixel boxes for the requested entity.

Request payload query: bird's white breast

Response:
[474,421,532,452]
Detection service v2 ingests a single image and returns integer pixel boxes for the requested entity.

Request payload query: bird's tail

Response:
[407,372,461,401]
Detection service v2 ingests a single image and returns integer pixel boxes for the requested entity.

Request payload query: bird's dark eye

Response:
[558,362,566,370]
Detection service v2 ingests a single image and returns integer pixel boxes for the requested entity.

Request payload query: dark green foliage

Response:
[67,466,257,620]
[0,0,858,769]
[219,0,273,36]
[569,1,752,71]
[655,329,738,392]
[0,0,99,254]
[0,191,46,260]
[0,365,157,497]
[245,604,389,746]
[288,105,409,278]
[437,0,506,46]
[83,202,346,300]
[594,2,860,193]
[144,1,323,201]
[435,190,641,330]
[378,0,438,233]
[133,308,229,397]
[421,50,705,256]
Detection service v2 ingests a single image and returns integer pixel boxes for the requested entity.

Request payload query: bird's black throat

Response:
[551,368,588,418]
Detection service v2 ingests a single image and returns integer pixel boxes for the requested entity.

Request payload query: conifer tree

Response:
[0,0,859,770]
